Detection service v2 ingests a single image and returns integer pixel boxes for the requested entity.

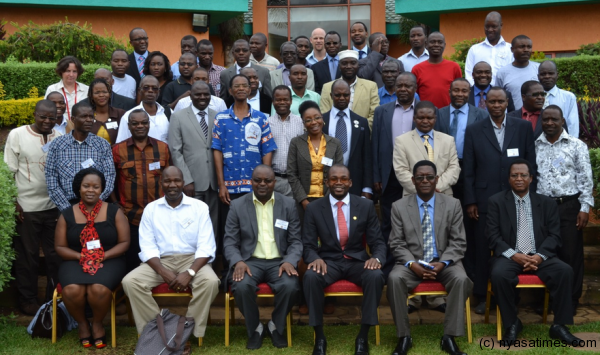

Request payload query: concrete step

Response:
[583,223,600,246]
[585,246,600,274]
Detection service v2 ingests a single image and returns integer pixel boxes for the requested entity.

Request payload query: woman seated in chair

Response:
[55,168,130,348]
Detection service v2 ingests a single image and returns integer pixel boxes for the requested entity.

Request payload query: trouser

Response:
[122,254,220,337]
[274,175,293,199]
[387,261,472,337]
[555,198,584,308]
[14,208,61,304]
[490,256,574,327]
[194,187,219,240]
[126,223,141,273]
[229,258,299,338]
[218,193,246,275]
[303,257,384,326]
[453,161,476,286]
[380,171,403,278]
[472,211,491,299]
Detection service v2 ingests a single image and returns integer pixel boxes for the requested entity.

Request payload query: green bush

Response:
[0,18,132,64]
[0,154,17,292]
[577,41,600,56]
[588,148,600,218]
[546,55,600,98]
[0,98,41,127]
[0,59,108,100]
[450,37,485,63]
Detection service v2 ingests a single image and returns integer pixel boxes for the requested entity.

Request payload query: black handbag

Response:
[31,300,68,340]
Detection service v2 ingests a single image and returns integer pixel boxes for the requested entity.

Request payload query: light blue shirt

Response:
[306,51,323,66]
[450,104,469,159]
[416,128,434,151]
[329,193,350,242]
[545,85,579,138]
[473,85,491,109]
[329,106,352,165]
[326,54,339,81]
[170,58,200,81]
[398,48,429,72]
[353,45,369,60]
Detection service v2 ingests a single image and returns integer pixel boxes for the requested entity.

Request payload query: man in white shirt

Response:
[47,91,69,135]
[398,26,429,72]
[306,28,327,65]
[116,75,170,144]
[250,33,280,71]
[122,166,220,339]
[173,67,227,113]
[111,49,137,99]
[538,61,579,138]
[465,11,513,86]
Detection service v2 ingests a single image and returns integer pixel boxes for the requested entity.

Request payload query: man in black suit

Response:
[219,39,272,104]
[358,33,404,88]
[126,27,149,87]
[312,31,343,94]
[303,164,386,355]
[350,22,371,59]
[506,80,545,139]
[463,86,536,314]
[223,165,302,349]
[487,159,582,346]
[80,68,136,111]
[322,80,372,199]
[468,61,515,113]
[223,67,272,115]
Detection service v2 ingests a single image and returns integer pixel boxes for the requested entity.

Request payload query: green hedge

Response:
[0,154,17,292]
[0,60,109,100]
[0,98,40,127]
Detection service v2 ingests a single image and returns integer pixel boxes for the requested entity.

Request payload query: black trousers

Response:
[490,256,574,327]
[14,208,61,305]
[303,257,384,326]
[472,212,491,298]
[453,160,477,287]
[556,198,584,308]
[229,258,299,338]
[380,171,403,278]
[126,223,141,273]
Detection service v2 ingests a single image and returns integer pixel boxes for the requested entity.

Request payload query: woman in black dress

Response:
[55,168,130,349]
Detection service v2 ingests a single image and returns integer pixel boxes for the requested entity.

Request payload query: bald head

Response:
[485,11,502,22]
[94,68,114,85]
[36,99,57,112]
[162,166,183,180]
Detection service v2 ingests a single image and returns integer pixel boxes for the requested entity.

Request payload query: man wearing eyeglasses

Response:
[487,159,582,347]
[507,81,546,139]
[223,165,302,349]
[116,75,170,144]
[312,31,343,94]
[126,27,150,87]
[5,100,63,315]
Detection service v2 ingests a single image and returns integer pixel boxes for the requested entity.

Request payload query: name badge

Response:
[552,157,564,168]
[106,121,118,130]
[81,158,95,168]
[180,218,193,229]
[321,157,333,166]
[507,148,519,157]
[149,161,161,171]
[41,141,51,153]
[275,219,289,230]
[86,240,101,250]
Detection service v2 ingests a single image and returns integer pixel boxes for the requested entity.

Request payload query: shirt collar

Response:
[330,106,350,120]
[329,193,350,207]
[253,192,275,206]
[484,36,507,47]
[416,128,433,138]
[408,48,429,58]
[416,193,435,208]
[191,105,208,116]
[248,90,260,102]
[124,136,157,148]
[227,104,253,120]
[56,117,68,127]
[349,76,358,88]
[473,85,491,96]
[537,128,570,144]
[451,103,469,115]
[326,53,339,62]
[379,86,395,98]
[134,50,149,58]
[522,107,540,116]
[547,85,559,96]
[159,194,193,208]
[396,99,415,110]
[512,191,530,204]
[235,62,252,72]
[490,115,507,129]
[352,45,368,53]
[135,102,165,116]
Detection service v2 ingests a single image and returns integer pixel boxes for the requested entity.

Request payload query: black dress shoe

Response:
[503,319,523,344]
[392,336,412,355]
[433,303,447,313]
[355,337,369,355]
[549,325,583,347]
[246,326,266,350]
[407,305,418,314]
[474,301,486,315]
[267,326,288,348]
[313,338,327,355]
[441,335,466,355]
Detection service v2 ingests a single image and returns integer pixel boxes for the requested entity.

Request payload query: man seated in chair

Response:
[487,159,582,346]
[223,165,302,349]
[387,160,472,355]
[303,164,386,355]
[122,166,220,341]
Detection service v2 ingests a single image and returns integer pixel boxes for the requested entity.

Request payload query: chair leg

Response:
[465,298,472,344]
[111,290,117,348]
[286,312,292,347]
[198,337,203,347]
[52,289,58,344]
[376,307,380,346]
[484,281,492,324]
[224,293,230,347]
[542,288,549,324]
[496,306,502,341]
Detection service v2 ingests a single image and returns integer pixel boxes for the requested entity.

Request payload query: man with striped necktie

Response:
[126,27,150,87]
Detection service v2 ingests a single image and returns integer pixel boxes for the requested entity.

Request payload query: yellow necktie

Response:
[423,135,434,162]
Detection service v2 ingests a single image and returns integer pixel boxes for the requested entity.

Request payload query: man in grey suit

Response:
[387,160,472,355]
[271,41,315,91]
[168,81,219,234]
[219,39,272,104]
[224,165,302,350]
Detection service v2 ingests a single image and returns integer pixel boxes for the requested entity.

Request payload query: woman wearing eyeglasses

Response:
[287,100,343,219]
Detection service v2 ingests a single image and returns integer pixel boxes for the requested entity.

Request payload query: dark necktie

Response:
[449,110,459,139]
[478,91,487,110]
[198,111,208,139]
[336,111,347,153]
[359,50,366,60]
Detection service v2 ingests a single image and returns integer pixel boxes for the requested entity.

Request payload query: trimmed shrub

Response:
[0,154,17,292]
[0,98,41,127]
[577,41,600,56]
[548,56,600,99]
[588,148,600,218]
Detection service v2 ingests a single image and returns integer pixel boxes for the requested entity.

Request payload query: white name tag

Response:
[86,240,101,250]
[507,148,519,157]
[321,157,333,166]
[275,219,289,230]
[41,142,51,153]
[81,158,95,168]
[552,157,564,168]
[106,121,118,130]
[149,162,161,171]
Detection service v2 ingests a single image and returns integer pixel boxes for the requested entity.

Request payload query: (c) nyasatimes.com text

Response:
[480,338,597,350]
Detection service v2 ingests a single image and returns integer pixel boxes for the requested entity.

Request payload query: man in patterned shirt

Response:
[535,105,593,314]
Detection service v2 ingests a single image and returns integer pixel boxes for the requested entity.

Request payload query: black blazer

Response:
[435,104,489,135]
[357,52,404,88]
[468,86,515,113]
[80,92,136,112]
[126,52,143,87]
[486,190,561,259]
[302,194,387,264]
[322,110,372,196]
[463,116,536,213]
[224,88,272,115]
[312,58,341,95]
[219,63,272,104]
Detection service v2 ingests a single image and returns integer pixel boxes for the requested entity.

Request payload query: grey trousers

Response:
[387,261,472,337]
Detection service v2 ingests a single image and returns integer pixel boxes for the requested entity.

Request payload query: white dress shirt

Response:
[329,193,350,242]
[247,90,261,113]
[138,195,216,263]
[116,103,170,144]
[54,117,68,135]
[398,49,429,72]
[545,85,579,138]
[173,95,228,113]
[191,105,210,126]
[465,36,513,86]
[44,80,89,121]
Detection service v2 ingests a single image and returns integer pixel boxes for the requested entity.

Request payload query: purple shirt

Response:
[392,100,415,140]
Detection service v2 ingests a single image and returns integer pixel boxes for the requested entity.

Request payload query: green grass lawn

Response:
[1,321,599,355]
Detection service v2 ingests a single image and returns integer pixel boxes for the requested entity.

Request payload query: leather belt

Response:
[551,193,580,205]
[274,172,287,178]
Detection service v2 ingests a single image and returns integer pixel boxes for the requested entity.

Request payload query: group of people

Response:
[5,9,593,355]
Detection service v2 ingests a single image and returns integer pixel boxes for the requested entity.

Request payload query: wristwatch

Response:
[186,269,196,277]
[375,258,381,264]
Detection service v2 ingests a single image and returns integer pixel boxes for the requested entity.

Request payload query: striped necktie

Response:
[336,111,347,153]
[198,111,208,139]
[421,202,435,262]
[138,55,145,78]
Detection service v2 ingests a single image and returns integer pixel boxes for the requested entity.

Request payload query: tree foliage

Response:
[0,154,17,292]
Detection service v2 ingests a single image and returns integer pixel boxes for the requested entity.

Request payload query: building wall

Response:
[440,3,600,56]
[1,7,228,66]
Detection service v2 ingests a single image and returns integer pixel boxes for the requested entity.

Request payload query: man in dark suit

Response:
[126,27,149,87]
[507,80,545,139]
[303,164,386,355]
[467,61,515,113]
[224,165,302,349]
[358,33,405,88]
[219,39,272,104]
[387,160,472,355]
[350,22,371,59]
[80,68,136,111]
[224,67,272,115]
[487,159,582,346]
[322,80,372,199]
[463,86,536,314]
[312,31,343,94]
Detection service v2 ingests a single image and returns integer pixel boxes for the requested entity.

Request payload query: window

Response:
[267,0,371,57]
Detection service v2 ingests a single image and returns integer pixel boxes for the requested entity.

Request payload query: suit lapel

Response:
[433,194,444,251]
[504,191,518,247]
[432,131,440,162]
[322,198,337,245]
[272,196,284,253]
[466,105,477,126]
[384,104,394,144]
[482,119,502,152]
[349,112,360,159]
[410,130,429,160]
[502,118,516,153]
[407,196,424,249]
[186,107,207,144]
[530,193,543,246]
[349,195,359,242]
[297,133,313,165]
[246,195,259,243]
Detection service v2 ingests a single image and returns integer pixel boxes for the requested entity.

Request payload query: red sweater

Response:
[412,60,462,108]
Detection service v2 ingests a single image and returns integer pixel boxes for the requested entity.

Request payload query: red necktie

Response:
[336,201,349,253]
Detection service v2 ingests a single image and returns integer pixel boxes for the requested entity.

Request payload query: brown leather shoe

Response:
[324,302,335,315]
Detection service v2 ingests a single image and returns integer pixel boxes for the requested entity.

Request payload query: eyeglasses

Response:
[131,37,148,42]
[252,178,274,184]
[525,92,547,98]
[303,117,323,124]
[327,177,350,183]
[510,173,530,179]
[325,42,340,46]
[414,175,436,182]
[141,86,159,92]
